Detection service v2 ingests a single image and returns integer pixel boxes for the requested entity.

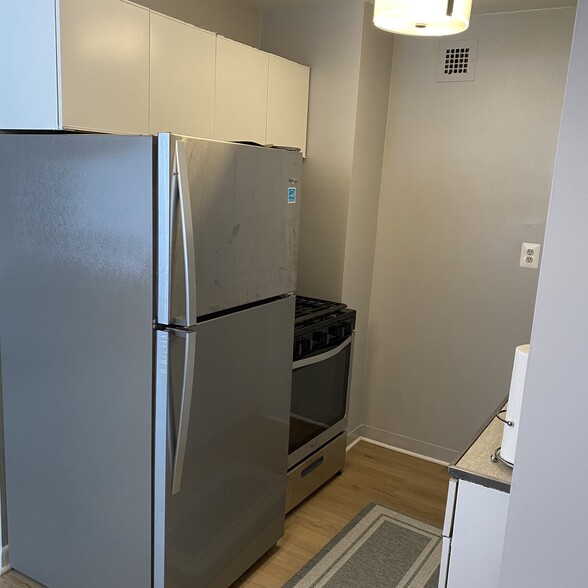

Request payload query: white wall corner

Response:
[1,545,10,576]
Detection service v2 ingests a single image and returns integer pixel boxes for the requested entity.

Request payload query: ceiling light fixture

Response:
[373,0,473,37]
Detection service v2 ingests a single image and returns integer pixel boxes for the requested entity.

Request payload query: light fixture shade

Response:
[373,0,473,37]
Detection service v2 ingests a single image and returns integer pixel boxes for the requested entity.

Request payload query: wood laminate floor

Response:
[232,441,450,588]
[0,441,449,588]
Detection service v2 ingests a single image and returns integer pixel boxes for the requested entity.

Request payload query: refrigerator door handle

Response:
[171,330,197,495]
[175,139,198,326]
[154,330,168,586]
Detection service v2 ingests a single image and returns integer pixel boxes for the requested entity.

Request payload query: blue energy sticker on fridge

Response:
[288,187,297,204]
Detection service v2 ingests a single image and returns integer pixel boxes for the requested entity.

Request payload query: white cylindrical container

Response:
[501,344,530,465]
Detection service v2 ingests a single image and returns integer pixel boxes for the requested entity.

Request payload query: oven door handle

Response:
[293,336,352,369]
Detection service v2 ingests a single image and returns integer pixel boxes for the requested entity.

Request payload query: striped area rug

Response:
[283,503,441,588]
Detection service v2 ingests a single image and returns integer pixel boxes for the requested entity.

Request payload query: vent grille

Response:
[445,47,470,75]
[436,40,478,83]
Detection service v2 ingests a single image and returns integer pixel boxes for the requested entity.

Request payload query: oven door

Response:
[288,334,354,469]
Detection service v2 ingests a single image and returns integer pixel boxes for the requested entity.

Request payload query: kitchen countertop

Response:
[448,397,513,493]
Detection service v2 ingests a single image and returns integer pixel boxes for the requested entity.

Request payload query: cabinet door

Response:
[59,0,150,134]
[150,13,216,138]
[0,0,59,130]
[267,55,310,156]
[214,37,268,145]
[447,480,509,588]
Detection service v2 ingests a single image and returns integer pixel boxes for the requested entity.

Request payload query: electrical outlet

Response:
[520,243,541,269]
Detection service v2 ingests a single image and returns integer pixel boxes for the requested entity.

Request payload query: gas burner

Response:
[293,295,356,358]
[294,295,347,326]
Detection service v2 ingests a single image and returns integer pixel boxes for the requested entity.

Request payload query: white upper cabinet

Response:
[0,0,60,130]
[149,12,216,138]
[59,0,150,134]
[0,0,309,147]
[215,37,269,145]
[267,55,310,156]
[0,0,149,133]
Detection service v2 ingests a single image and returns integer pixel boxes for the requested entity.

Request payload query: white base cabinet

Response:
[440,479,509,588]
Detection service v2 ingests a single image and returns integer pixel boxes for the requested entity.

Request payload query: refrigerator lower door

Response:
[154,296,295,588]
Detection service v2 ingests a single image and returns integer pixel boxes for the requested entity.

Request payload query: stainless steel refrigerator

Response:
[0,133,301,588]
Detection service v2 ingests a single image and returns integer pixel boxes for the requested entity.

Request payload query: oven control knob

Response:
[313,330,326,345]
[301,337,311,354]
[329,323,344,340]
[295,337,306,357]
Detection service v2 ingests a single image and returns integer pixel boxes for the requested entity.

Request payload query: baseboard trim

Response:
[346,436,362,452]
[1,545,10,576]
[361,425,459,465]
[359,436,450,466]
[346,425,362,450]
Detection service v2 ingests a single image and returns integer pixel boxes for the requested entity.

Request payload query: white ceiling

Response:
[237,0,576,13]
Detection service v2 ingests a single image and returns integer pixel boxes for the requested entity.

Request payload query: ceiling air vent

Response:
[436,40,478,83]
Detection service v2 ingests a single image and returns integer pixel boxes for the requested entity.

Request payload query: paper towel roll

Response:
[501,344,530,465]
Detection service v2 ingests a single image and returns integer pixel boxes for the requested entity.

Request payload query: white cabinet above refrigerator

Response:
[267,55,310,156]
[214,37,270,146]
[0,0,310,151]
[0,0,150,134]
[149,13,216,138]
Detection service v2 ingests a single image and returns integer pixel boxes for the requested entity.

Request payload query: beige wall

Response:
[364,8,575,462]
[342,5,393,439]
[262,2,393,437]
[134,0,261,47]
[261,1,365,302]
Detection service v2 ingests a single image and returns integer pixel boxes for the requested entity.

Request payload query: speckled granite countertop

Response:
[448,398,513,493]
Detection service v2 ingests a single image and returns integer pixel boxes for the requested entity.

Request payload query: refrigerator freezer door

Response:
[0,134,154,588]
[158,135,302,326]
[154,296,295,588]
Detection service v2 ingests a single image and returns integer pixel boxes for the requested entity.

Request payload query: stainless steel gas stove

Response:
[286,296,356,512]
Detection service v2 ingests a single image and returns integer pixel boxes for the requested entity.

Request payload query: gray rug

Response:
[283,503,442,588]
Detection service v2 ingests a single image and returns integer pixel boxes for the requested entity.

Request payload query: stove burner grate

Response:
[294,296,346,326]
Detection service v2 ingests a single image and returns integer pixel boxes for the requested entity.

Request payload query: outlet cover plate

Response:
[520,242,541,269]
